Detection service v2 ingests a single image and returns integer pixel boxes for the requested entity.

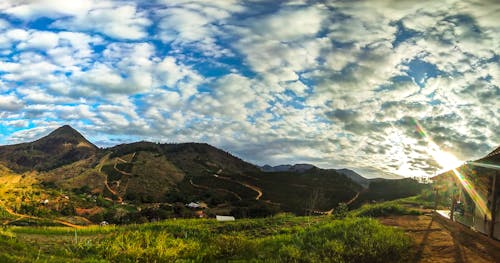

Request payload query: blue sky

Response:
[0,0,499,178]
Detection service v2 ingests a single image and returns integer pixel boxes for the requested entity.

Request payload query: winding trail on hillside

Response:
[109,153,139,203]
[103,179,122,203]
[98,152,137,204]
[0,200,83,229]
[114,161,132,176]
[212,171,263,200]
[189,179,242,200]
[346,189,364,205]
[307,190,364,215]
[96,153,121,202]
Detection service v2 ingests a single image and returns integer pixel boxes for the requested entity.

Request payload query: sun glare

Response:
[427,144,463,173]
[413,118,491,220]
[414,119,462,173]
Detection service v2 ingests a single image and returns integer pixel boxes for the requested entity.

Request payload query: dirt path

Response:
[346,189,365,205]
[241,182,262,200]
[380,213,500,262]
[114,161,132,176]
[0,200,83,229]
[307,190,363,215]
[189,179,242,200]
[103,178,122,203]
[101,153,137,204]
[212,171,263,200]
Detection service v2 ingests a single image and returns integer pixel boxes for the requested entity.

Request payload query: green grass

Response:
[351,201,422,218]
[1,214,411,262]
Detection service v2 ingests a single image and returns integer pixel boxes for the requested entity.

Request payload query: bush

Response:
[352,202,421,218]
[332,202,348,219]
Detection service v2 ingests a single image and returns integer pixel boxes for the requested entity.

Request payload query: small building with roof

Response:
[433,146,499,240]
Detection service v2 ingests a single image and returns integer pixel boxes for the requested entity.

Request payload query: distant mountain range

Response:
[261,164,370,188]
[0,125,427,224]
[260,164,404,189]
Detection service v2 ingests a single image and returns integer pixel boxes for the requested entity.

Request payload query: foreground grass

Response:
[1,214,411,262]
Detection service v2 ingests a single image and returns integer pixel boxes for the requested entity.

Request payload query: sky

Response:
[0,0,499,178]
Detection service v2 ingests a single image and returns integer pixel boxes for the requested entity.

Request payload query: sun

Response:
[429,146,463,172]
[413,118,463,173]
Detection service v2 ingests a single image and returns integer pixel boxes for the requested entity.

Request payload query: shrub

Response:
[352,202,421,218]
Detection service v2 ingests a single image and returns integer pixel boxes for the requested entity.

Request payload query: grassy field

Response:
[0,213,411,262]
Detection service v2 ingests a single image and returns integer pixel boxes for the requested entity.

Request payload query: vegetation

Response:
[0,214,411,262]
[0,126,429,222]
[351,201,422,218]
[352,178,430,207]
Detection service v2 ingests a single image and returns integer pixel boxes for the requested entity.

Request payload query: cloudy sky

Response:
[0,0,498,178]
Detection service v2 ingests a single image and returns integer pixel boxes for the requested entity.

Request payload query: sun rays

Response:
[413,118,491,220]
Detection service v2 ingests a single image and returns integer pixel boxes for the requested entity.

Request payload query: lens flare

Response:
[467,161,500,170]
[451,167,491,220]
[413,119,462,171]
[413,118,491,220]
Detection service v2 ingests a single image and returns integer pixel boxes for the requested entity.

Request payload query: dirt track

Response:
[380,213,500,263]
[1,200,83,229]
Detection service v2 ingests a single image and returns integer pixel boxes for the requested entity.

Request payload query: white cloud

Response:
[5,29,29,41]
[249,6,325,41]
[1,1,150,40]
[0,93,23,111]
[17,31,59,50]
[1,0,94,19]
[53,4,150,40]
[0,119,29,127]
[156,0,243,56]
[0,0,498,178]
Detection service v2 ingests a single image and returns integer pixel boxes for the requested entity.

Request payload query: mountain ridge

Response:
[260,164,372,188]
[0,125,427,223]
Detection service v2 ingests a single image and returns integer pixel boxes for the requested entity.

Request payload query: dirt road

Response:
[1,200,83,229]
[380,213,500,263]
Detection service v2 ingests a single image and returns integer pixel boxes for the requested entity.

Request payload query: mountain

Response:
[0,125,426,224]
[261,164,316,173]
[261,164,370,188]
[336,168,370,188]
[0,125,98,172]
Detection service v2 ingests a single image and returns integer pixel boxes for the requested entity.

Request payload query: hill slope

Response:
[0,125,98,172]
[0,126,426,223]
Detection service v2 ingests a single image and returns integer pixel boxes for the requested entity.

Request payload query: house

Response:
[186,201,208,209]
[216,215,235,222]
[433,146,499,240]
[186,202,200,209]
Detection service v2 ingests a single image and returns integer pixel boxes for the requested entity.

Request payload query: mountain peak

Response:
[34,125,97,149]
[48,125,80,137]
[0,125,97,172]
[40,125,94,146]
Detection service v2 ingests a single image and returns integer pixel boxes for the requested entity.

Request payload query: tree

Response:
[333,202,348,219]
